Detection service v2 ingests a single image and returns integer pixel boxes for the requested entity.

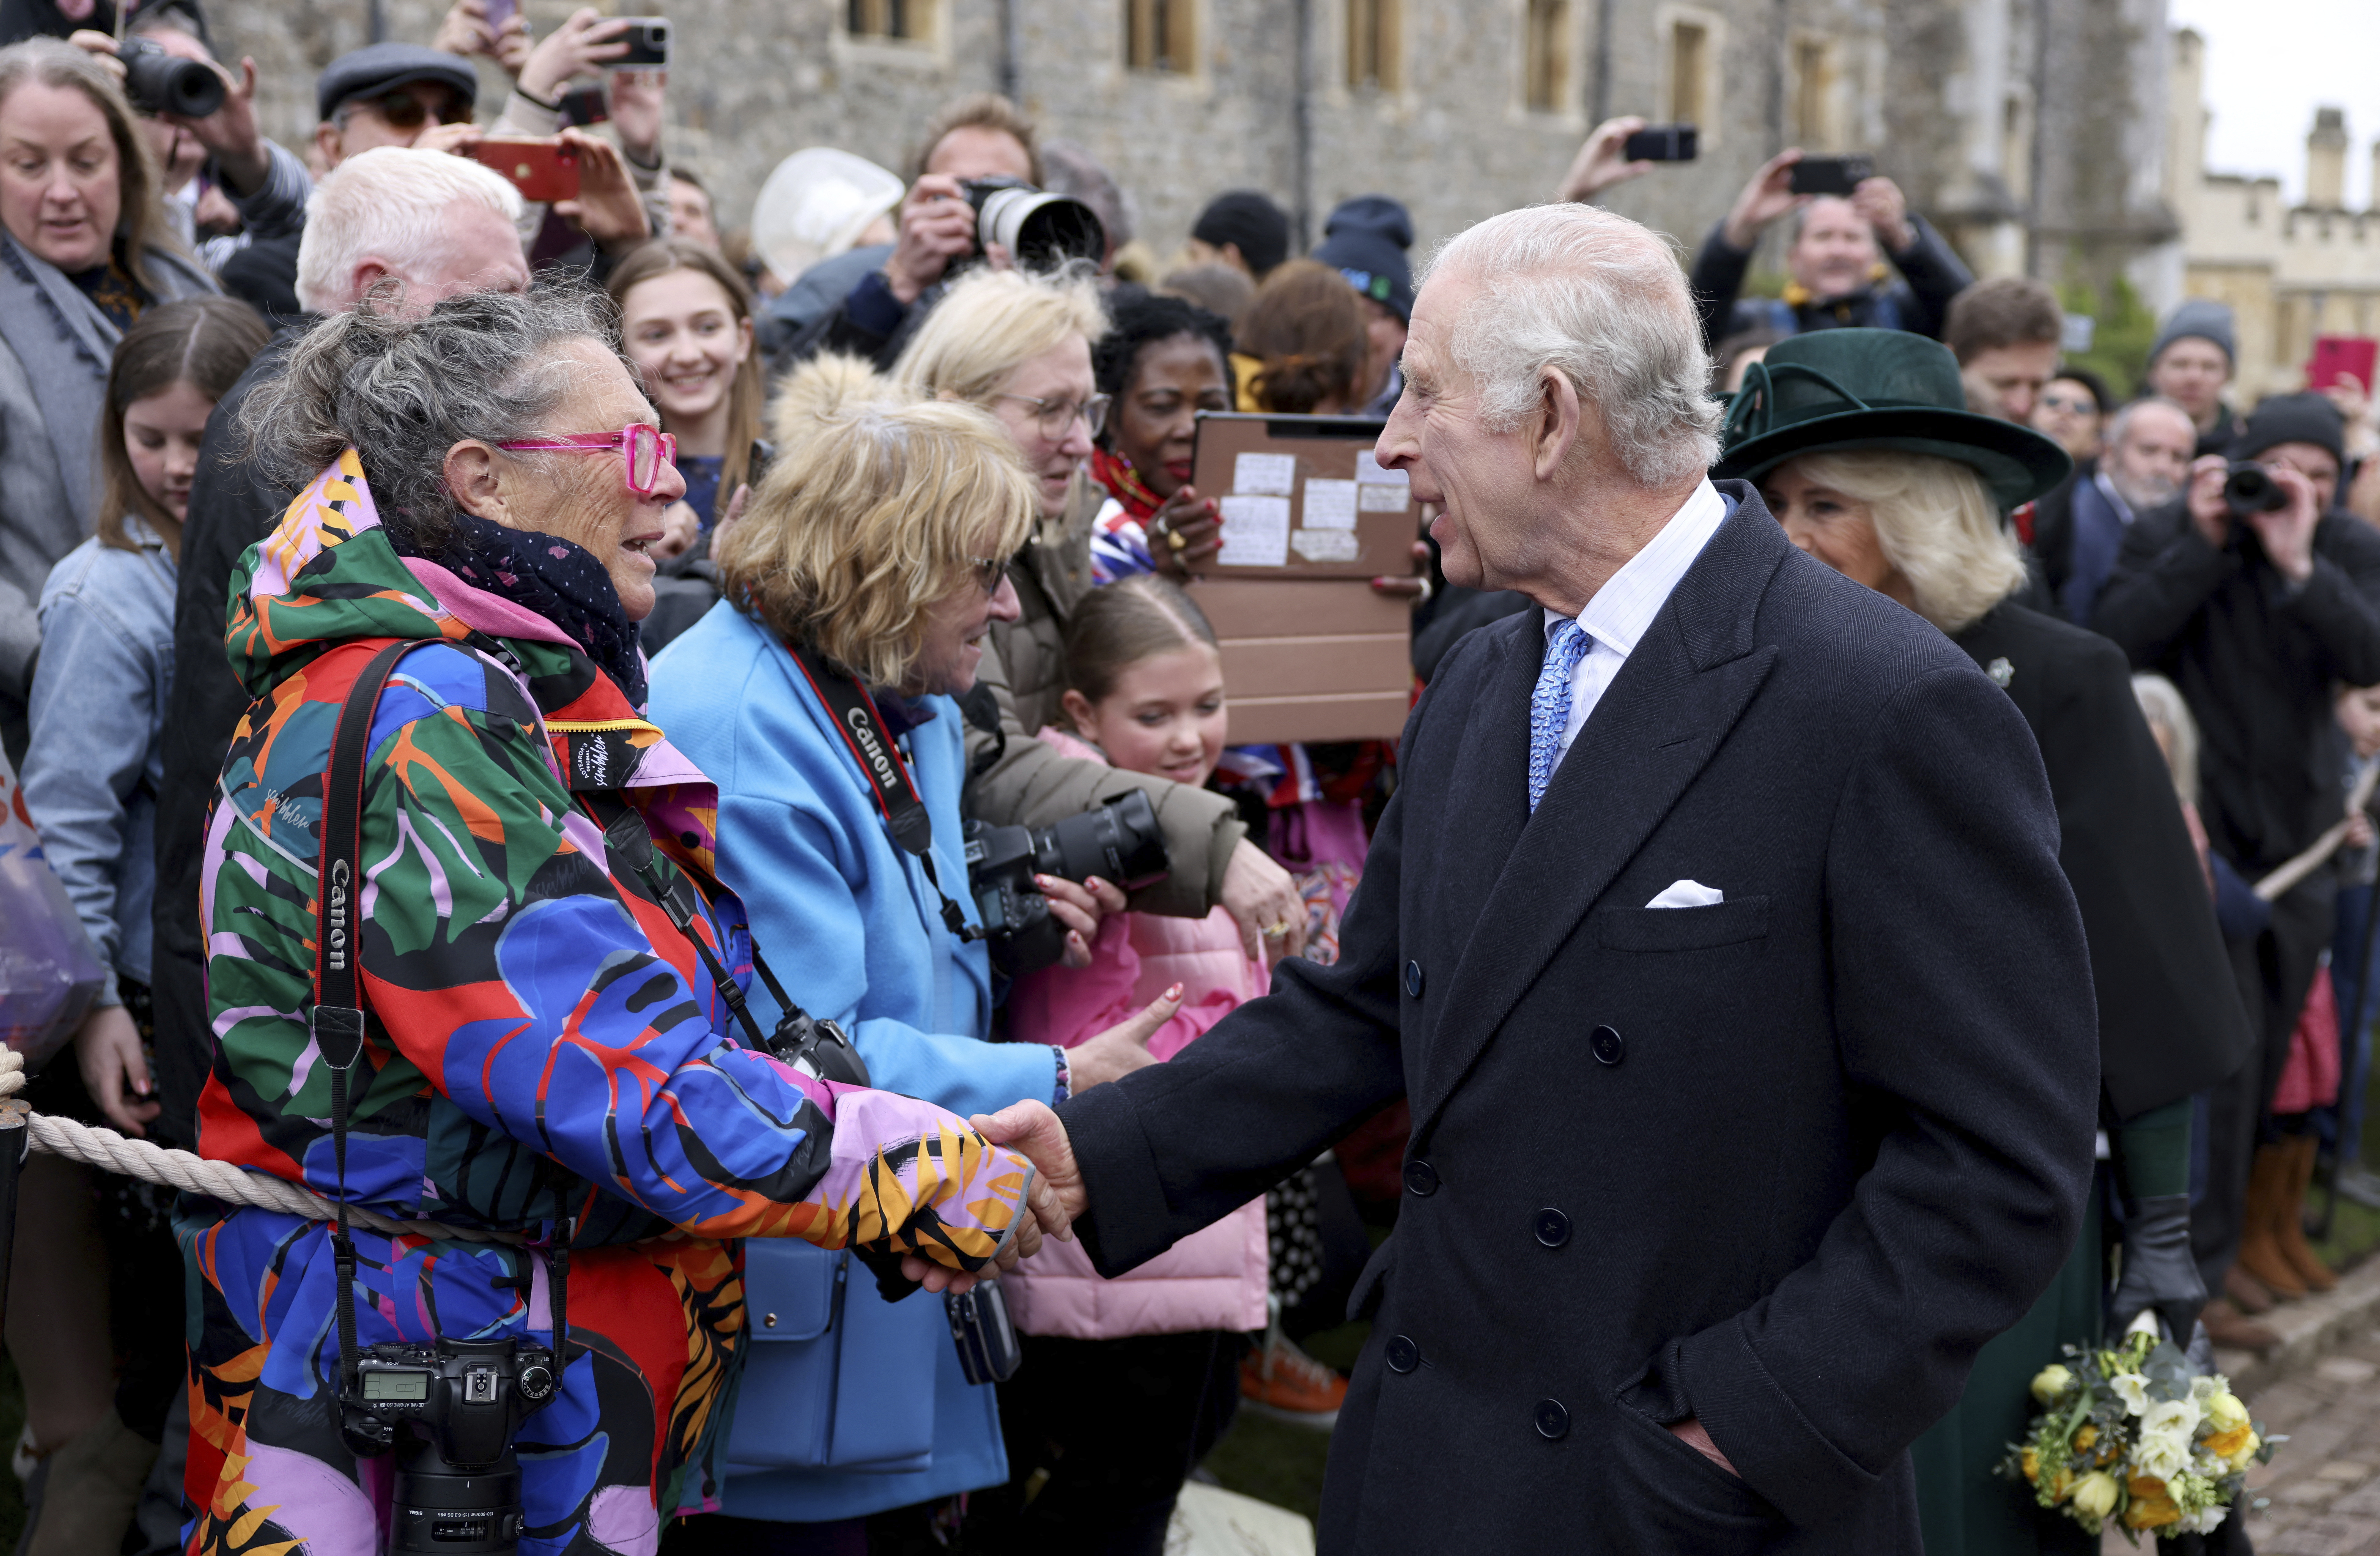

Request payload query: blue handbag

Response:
[727,1240,939,1473]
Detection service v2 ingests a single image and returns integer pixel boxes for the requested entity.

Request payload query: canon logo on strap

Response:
[325,858,351,972]
[844,705,898,789]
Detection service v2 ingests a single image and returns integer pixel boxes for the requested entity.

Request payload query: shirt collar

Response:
[1543,478,1730,657]
[2092,467,2134,523]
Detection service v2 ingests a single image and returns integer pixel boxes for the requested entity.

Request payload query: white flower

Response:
[2189,1374,2228,1407]
[2135,1428,2194,1483]
[2110,1373,2152,1417]
[2180,1505,2229,1535]
[2144,1398,2203,1440]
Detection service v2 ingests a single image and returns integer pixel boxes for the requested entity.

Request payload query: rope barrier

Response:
[0,1050,513,1244]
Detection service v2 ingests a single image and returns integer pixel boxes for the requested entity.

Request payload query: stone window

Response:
[1788,37,1834,148]
[846,0,918,39]
[1124,0,1195,73]
[1524,0,1569,113]
[1348,0,1400,92]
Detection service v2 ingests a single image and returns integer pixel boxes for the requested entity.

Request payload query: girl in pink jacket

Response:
[987,575,1270,1553]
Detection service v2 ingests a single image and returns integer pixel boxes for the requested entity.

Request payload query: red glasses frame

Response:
[497,425,679,497]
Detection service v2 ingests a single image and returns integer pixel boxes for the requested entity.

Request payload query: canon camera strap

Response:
[782,639,981,942]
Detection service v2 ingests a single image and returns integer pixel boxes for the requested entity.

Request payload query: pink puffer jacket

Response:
[1003,730,1272,1339]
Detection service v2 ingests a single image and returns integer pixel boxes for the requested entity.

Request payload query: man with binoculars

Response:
[2094,390,2380,1348]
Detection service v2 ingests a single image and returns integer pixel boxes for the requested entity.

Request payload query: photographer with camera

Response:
[649,354,1180,1546]
[2094,391,2380,1346]
[1687,147,1973,351]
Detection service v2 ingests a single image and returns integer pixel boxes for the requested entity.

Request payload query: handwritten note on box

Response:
[1292,528,1362,563]
[1217,494,1291,567]
[1232,452,1298,497]
[1355,451,1407,486]
[1302,478,1359,530]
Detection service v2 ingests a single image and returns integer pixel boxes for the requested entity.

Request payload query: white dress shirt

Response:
[1540,478,1730,769]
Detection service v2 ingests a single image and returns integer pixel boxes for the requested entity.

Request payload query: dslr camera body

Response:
[119,35,224,118]
[344,1337,557,1554]
[964,790,1168,973]
[956,176,1106,272]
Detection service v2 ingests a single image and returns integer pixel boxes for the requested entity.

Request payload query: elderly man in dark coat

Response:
[947,203,2098,1553]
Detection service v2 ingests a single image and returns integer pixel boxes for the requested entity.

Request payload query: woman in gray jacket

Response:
[0,38,216,764]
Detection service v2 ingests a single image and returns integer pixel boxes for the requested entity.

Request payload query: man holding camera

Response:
[2094,392,2380,1336]
[1688,148,1974,350]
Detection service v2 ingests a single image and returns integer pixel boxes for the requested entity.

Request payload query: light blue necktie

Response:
[1529,620,1591,812]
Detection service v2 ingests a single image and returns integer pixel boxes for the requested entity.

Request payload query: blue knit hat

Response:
[2149,298,2237,370]
[1313,195,1415,322]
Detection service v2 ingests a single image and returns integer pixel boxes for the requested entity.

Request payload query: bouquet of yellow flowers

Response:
[1997,1323,2276,1540]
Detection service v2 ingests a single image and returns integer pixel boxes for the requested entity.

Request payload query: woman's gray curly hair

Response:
[240,286,625,556]
[1427,204,1720,489]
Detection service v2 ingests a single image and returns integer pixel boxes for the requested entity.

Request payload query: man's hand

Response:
[554,128,650,254]
[1557,116,1655,204]
[884,173,979,305]
[1668,1417,1741,1479]
[74,1004,158,1138]
[607,69,665,168]
[2183,454,2232,551]
[1067,984,1180,1091]
[972,1098,1088,1232]
[1040,873,1126,968]
[2246,464,2319,586]
[1147,485,1223,578]
[1721,148,1807,250]
[517,8,628,104]
[1220,838,1306,966]
[1850,175,1913,253]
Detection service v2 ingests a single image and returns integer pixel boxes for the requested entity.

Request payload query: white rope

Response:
[0,1049,511,1244]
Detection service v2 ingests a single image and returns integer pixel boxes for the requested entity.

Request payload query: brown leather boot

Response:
[2225,1261,2276,1314]
[2234,1143,2308,1300]
[2199,1297,2280,1353]
[2274,1134,2339,1293]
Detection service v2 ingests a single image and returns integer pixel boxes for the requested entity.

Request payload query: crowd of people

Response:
[0,3,2374,1553]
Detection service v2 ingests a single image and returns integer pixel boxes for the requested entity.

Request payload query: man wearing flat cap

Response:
[2095,391,2380,1332]
[960,202,2098,1552]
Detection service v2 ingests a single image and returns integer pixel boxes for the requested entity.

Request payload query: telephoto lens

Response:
[119,36,225,118]
[1031,789,1169,893]
[2223,461,2290,520]
[960,176,1106,270]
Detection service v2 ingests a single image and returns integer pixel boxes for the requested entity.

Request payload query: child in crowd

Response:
[16,297,269,1552]
[988,574,1271,1554]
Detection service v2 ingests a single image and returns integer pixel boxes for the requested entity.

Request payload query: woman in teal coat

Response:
[649,360,1179,1546]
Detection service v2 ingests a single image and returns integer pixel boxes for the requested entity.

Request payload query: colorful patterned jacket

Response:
[179,451,1032,1554]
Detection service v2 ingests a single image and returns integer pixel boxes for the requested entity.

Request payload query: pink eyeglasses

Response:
[497,424,678,496]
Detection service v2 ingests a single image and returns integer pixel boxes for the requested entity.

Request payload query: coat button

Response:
[1385,1335,1420,1374]
[1534,1208,1570,1247]
[1405,959,1424,998]
[1535,1398,1570,1440]
[1590,1025,1624,1065]
[1404,1159,1439,1197]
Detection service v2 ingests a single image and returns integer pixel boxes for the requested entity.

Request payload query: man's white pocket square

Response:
[1646,879,1724,909]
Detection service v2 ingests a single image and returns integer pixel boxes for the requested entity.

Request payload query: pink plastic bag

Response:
[2273,963,2343,1114]
[0,750,104,1068]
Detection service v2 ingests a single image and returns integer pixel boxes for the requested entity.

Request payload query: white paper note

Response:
[1358,483,1411,512]
[1292,528,1362,563]
[1218,494,1291,567]
[1301,478,1359,530]
[1354,450,1408,487]
[1232,451,1298,497]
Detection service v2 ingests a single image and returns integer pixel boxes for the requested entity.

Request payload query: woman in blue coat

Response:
[649,358,1179,1548]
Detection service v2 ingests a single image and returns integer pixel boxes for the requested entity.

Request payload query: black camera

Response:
[120,36,224,118]
[2224,461,2291,520]
[963,791,1169,973]
[958,176,1106,271]
[344,1337,557,1554]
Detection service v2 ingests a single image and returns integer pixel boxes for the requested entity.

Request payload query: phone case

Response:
[947,1282,1024,1386]
[472,140,579,204]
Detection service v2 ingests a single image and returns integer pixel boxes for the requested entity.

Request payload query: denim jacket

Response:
[24,519,175,1004]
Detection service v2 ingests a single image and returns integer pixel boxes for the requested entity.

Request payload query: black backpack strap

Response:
[310,639,412,1425]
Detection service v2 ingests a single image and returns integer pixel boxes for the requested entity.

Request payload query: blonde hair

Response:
[0,39,178,290]
[1788,449,2026,634]
[2132,673,2200,806]
[719,357,1036,689]
[892,266,1108,406]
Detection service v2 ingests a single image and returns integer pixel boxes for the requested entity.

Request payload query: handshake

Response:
[899,1097,1086,1295]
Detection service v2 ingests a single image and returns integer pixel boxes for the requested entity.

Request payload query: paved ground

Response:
[2172,1327,2380,1555]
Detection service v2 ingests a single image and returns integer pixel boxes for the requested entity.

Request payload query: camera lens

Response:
[2223,462,2289,518]
[968,182,1105,269]
[121,41,225,118]
[1030,791,1169,891]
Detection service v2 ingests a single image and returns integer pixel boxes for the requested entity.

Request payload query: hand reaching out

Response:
[897,1097,1088,1292]
[1557,116,1655,204]
[1721,149,1808,250]
[554,127,651,254]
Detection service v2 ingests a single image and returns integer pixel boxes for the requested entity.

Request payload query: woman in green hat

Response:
[1716,329,2256,1554]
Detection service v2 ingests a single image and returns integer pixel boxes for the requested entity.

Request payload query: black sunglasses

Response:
[353,87,473,131]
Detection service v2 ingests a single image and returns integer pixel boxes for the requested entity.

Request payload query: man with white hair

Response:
[147,147,535,1154]
[2031,396,2199,625]
[962,203,2097,1551]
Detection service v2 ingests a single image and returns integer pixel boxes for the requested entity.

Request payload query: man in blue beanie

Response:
[1313,194,1414,415]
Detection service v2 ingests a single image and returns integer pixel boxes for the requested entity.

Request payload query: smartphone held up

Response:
[470,136,580,203]
[1788,155,1876,196]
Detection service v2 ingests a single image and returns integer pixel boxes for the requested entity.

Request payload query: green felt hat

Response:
[1712,329,2072,511]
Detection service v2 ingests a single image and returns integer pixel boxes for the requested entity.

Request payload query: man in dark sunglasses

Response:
[313,42,479,169]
